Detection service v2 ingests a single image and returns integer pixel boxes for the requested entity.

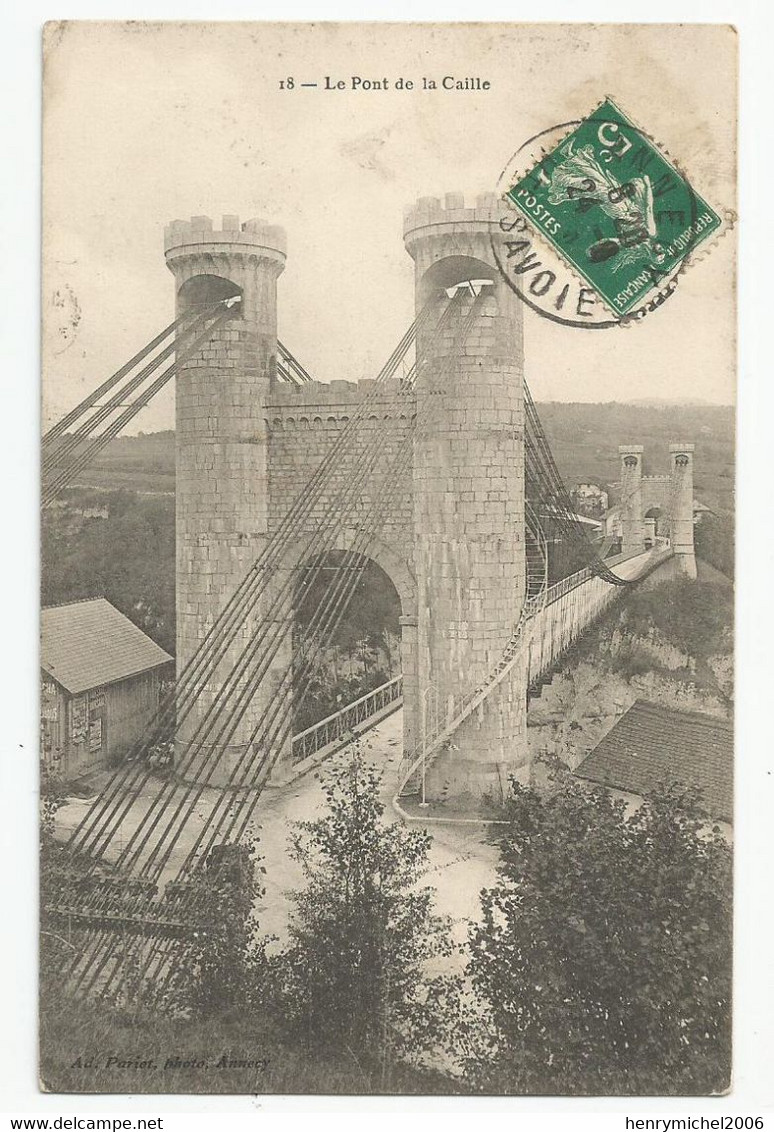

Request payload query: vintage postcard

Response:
[40,22,736,1096]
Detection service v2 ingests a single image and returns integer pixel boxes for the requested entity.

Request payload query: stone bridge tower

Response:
[616,440,697,577]
[670,443,697,578]
[165,214,287,785]
[618,445,644,553]
[403,193,527,803]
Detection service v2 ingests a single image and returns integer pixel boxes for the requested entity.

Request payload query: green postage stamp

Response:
[507,98,722,316]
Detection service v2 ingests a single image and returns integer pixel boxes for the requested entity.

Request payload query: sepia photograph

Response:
[35,19,739,1098]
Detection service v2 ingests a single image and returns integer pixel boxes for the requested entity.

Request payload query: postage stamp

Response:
[505,98,723,316]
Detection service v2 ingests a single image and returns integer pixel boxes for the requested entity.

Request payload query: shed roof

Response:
[41,598,172,695]
[575,700,733,822]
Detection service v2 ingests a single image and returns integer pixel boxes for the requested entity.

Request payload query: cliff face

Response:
[527,617,732,772]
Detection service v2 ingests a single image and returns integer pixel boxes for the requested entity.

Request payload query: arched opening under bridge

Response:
[291,549,403,737]
[645,506,667,541]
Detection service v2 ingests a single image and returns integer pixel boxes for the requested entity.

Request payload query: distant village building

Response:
[575,700,732,840]
[570,482,609,518]
[41,598,173,781]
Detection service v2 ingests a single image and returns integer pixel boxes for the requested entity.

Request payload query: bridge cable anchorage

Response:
[61,292,466,991]
[41,302,238,506]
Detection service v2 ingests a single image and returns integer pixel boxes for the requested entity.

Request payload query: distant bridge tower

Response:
[403,193,527,803]
[618,444,644,554]
[670,442,697,578]
[165,214,287,785]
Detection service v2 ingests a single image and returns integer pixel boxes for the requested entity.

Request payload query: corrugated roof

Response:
[41,598,172,695]
[575,700,733,822]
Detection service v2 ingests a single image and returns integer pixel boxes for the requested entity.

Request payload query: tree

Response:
[694,512,735,580]
[41,491,176,653]
[271,750,461,1087]
[163,839,267,1018]
[467,763,732,1095]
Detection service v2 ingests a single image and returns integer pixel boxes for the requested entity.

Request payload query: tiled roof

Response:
[41,598,172,695]
[575,700,733,822]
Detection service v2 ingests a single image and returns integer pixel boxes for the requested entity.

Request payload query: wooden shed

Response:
[41,598,173,781]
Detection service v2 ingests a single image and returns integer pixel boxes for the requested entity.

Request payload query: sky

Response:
[42,21,737,432]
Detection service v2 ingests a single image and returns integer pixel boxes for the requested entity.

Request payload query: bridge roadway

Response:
[54,709,497,960]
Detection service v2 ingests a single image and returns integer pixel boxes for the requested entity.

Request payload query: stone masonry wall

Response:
[264,377,419,750]
[167,215,287,787]
[405,193,527,803]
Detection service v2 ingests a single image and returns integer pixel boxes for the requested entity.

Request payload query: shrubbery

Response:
[621,578,732,661]
[467,761,732,1095]
[41,752,733,1096]
[267,752,462,1086]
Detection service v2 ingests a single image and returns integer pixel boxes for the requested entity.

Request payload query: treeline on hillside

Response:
[42,489,176,654]
[59,405,735,518]
[621,577,733,661]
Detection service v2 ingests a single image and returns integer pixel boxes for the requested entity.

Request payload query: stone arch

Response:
[177,272,242,314]
[276,527,415,618]
[283,530,416,740]
[418,254,497,307]
[644,505,667,541]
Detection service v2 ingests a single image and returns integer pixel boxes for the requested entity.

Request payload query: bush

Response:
[161,839,267,1018]
[467,763,732,1095]
[269,750,462,1087]
[621,578,732,662]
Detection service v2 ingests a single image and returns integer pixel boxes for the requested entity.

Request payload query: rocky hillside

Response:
[527,573,733,770]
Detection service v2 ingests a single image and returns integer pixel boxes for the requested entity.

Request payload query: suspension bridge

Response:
[41,195,697,1000]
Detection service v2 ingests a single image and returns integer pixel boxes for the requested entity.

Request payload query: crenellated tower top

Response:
[164,214,287,260]
[402,192,501,246]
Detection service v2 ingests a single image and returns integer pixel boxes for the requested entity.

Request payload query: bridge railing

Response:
[540,544,664,608]
[291,675,403,763]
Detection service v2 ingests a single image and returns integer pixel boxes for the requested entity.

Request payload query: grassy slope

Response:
[39,996,457,1095]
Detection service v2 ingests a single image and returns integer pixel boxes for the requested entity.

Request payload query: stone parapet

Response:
[403,191,502,247]
[266,377,410,405]
[164,213,287,259]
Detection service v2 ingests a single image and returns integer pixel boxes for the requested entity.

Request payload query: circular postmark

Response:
[490,103,722,330]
